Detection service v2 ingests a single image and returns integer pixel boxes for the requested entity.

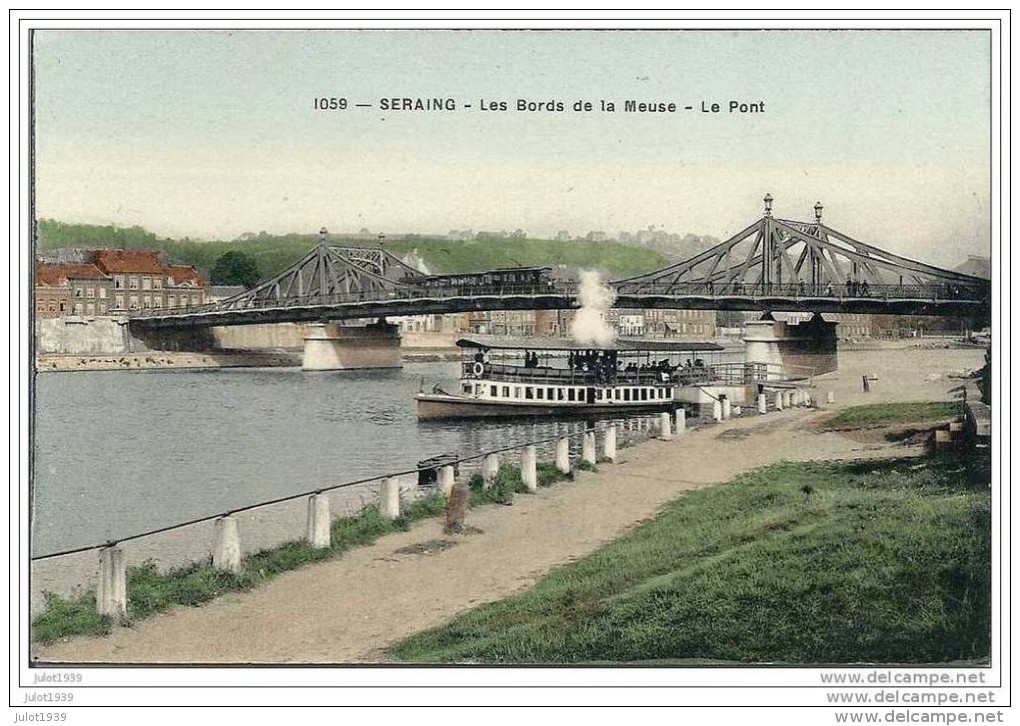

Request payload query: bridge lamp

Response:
[814,201,824,223]
[763,193,774,217]
[319,227,329,244]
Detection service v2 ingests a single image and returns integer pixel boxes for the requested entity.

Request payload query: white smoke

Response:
[570,269,617,347]
[402,249,431,275]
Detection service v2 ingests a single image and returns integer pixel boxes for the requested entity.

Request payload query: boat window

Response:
[641,389,649,401]
[474,384,482,395]
[462,383,471,394]
[558,388,565,401]
[490,385,498,397]
[537,388,545,400]
[615,389,621,401]
[568,389,575,402]
[525,387,534,399]
[502,386,510,397]
[666,389,672,398]
[623,389,631,401]
[514,386,521,398]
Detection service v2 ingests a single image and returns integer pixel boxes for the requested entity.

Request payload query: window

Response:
[474,384,482,395]
[623,389,631,401]
[614,389,621,401]
[153,297,162,309]
[167,295,175,307]
[502,386,510,397]
[641,389,648,401]
[462,383,472,394]
[115,294,125,309]
[537,388,545,400]
[142,295,151,308]
[666,389,672,399]
[142,277,152,290]
[514,387,521,398]
[525,387,534,400]
[558,388,565,401]
[114,275,125,289]
[129,295,139,310]
[74,288,83,298]
[191,295,200,305]
[48,301,56,312]
[99,303,107,314]
[568,389,575,402]
[85,302,94,315]
[73,303,83,315]
[490,385,497,397]
[98,288,107,299]
[153,277,163,290]
[86,287,95,299]
[129,276,139,289]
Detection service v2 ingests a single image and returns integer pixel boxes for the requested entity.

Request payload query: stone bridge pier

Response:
[743,312,838,379]
[301,318,402,371]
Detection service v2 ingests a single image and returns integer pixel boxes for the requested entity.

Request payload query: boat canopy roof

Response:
[455,335,724,353]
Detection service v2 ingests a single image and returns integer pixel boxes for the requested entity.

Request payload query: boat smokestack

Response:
[570,269,616,347]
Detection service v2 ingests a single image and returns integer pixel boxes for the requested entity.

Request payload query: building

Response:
[644,308,717,338]
[34,262,72,318]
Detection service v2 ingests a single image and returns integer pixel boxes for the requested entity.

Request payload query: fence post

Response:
[674,408,686,435]
[213,516,242,574]
[712,399,723,421]
[774,391,784,411]
[603,424,618,462]
[721,397,732,420]
[482,453,500,487]
[659,412,673,440]
[438,465,456,496]
[582,431,597,464]
[379,477,400,520]
[556,436,571,474]
[521,446,538,492]
[757,393,767,414]
[306,494,331,549]
[97,545,127,622]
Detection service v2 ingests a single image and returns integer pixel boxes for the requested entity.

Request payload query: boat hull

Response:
[415,393,676,420]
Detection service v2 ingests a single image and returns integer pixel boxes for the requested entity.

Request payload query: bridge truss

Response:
[613,197,989,300]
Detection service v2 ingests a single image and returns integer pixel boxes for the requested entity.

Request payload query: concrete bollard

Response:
[97,545,127,621]
[603,424,618,462]
[774,391,784,411]
[721,397,732,420]
[438,465,456,496]
[675,408,686,435]
[556,436,571,474]
[826,390,835,404]
[306,494,331,549]
[582,431,597,464]
[712,400,723,421]
[379,477,400,520]
[521,445,538,492]
[659,412,673,441]
[482,453,500,487]
[757,393,767,414]
[213,515,242,574]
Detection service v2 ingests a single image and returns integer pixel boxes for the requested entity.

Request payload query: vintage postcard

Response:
[15,12,1005,716]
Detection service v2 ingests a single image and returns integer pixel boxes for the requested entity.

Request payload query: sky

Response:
[33,29,991,267]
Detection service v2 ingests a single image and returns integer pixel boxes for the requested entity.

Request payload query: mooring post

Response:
[379,477,400,520]
[721,397,732,420]
[712,399,723,421]
[97,545,127,621]
[482,453,500,487]
[556,436,571,474]
[674,408,686,435]
[757,393,768,414]
[306,493,331,549]
[582,430,598,463]
[659,412,673,440]
[438,465,456,497]
[603,424,618,462]
[213,515,242,574]
[521,445,538,492]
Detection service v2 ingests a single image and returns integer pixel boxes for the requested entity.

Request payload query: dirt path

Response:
[34,406,914,665]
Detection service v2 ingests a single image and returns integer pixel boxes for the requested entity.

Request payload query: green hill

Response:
[35,221,669,281]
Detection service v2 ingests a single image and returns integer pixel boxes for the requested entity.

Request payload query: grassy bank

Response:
[389,453,991,664]
[823,401,964,430]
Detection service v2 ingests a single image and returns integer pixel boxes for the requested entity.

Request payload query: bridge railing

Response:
[613,280,989,301]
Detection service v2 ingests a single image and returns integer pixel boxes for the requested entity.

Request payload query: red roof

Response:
[36,261,108,283]
[168,264,208,287]
[92,249,166,275]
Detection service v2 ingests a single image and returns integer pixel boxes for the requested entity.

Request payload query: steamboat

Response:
[415,336,747,420]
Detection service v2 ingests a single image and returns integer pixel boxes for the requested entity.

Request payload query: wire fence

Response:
[29,413,671,612]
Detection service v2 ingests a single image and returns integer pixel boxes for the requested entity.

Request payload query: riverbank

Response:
[36,351,302,372]
[34,401,925,664]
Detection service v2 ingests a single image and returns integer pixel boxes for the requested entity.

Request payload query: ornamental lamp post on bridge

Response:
[814,201,824,223]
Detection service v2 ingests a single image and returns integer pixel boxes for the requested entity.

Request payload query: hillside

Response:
[35,221,670,281]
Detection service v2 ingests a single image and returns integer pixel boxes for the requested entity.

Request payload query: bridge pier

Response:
[744,312,838,378]
[302,319,401,371]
